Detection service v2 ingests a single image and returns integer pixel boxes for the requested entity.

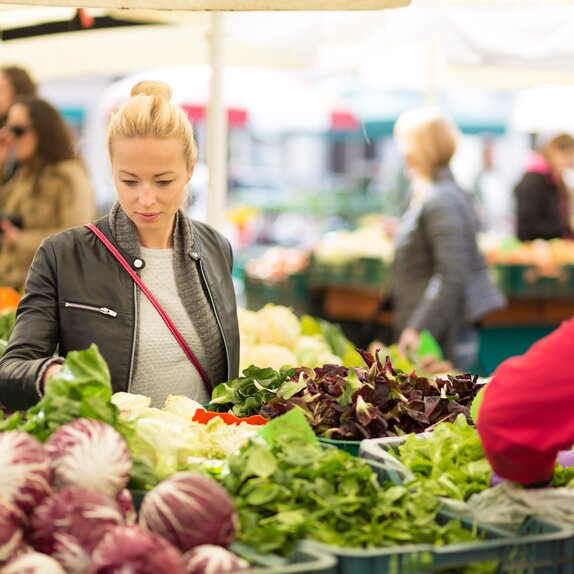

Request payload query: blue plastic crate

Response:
[305,460,574,574]
[236,544,337,574]
[318,437,363,457]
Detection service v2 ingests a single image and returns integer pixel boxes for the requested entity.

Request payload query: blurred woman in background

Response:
[0,66,36,127]
[514,133,574,241]
[0,66,37,182]
[391,107,505,371]
[0,95,96,288]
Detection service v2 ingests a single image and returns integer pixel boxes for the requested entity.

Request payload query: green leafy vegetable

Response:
[223,409,483,556]
[209,365,296,417]
[0,344,117,441]
[393,415,492,501]
[0,309,16,341]
[260,350,481,440]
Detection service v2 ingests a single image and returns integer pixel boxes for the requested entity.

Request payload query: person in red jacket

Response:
[477,317,574,485]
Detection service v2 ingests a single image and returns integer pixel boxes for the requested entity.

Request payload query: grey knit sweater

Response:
[108,203,227,394]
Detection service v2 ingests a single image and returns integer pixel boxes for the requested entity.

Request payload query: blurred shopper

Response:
[391,107,505,371]
[0,66,36,127]
[472,138,514,237]
[478,317,574,485]
[515,133,574,241]
[0,95,96,289]
[0,81,239,411]
[0,66,37,182]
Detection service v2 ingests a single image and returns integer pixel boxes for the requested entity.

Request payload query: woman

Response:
[0,81,239,410]
[0,66,37,182]
[0,96,96,288]
[515,133,574,241]
[477,318,574,485]
[391,107,505,370]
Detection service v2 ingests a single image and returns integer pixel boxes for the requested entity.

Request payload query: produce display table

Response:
[315,286,574,375]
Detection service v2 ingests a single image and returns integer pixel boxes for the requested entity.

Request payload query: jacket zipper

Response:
[198,257,230,380]
[65,302,118,318]
[127,283,138,392]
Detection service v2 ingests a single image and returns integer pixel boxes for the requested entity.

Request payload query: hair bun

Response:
[130,80,172,101]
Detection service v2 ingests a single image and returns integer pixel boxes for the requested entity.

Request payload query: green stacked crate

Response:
[317,437,363,457]
[305,460,574,574]
[352,257,389,289]
[307,256,355,288]
[510,264,574,298]
[244,272,310,315]
[492,264,515,295]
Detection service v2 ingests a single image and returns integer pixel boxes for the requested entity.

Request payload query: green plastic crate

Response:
[492,264,515,295]
[236,544,337,574]
[307,257,355,288]
[494,264,574,298]
[352,257,389,289]
[358,434,433,485]
[244,273,310,315]
[305,460,574,574]
[318,437,363,457]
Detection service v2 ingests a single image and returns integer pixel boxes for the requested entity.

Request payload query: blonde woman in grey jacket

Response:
[391,107,505,371]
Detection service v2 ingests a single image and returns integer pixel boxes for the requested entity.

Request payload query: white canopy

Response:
[0,0,409,9]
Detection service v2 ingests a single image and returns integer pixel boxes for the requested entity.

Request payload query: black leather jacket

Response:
[0,216,240,411]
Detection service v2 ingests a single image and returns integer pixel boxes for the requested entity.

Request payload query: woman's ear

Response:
[187,164,195,182]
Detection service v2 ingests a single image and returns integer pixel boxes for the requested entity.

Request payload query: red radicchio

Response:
[88,525,187,574]
[184,545,249,574]
[116,489,137,525]
[139,472,237,553]
[3,551,66,573]
[45,419,131,498]
[0,498,26,563]
[0,431,52,513]
[28,487,124,574]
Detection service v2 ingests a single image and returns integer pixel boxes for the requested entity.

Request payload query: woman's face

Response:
[111,137,192,248]
[548,147,574,177]
[6,103,38,163]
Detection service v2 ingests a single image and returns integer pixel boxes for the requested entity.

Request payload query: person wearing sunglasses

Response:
[0,66,37,183]
[0,95,96,289]
[0,81,239,412]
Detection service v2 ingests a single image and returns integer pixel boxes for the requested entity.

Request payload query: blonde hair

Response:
[393,107,458,181]
[107,80,197,170]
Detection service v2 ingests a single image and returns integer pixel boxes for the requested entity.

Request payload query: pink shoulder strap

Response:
[85,223,211,393]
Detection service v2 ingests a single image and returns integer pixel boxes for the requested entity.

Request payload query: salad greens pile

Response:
[262,350,479,440]
[210,366,296,418]
[212,350,480,440]
[394,415,492,501]
[223,409,482,557]
[0,308,16,341]
[0,308,16,357]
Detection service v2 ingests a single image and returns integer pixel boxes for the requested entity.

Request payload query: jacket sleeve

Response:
[477,318,574,484]
[0,240,60,411]
[406,195,470,338]
[515,173,569,241]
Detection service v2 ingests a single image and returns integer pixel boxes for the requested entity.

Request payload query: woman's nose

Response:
[138,183,156,207]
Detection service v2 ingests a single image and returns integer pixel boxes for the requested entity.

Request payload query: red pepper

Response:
[192,409,267,426]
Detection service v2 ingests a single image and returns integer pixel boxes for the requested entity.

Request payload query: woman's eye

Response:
[121,180,137,187]
[157,180,174,187]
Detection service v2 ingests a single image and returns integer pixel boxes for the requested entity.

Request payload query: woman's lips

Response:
[137,212,160,222]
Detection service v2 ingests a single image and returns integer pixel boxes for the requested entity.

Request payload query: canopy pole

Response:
[206,11,227,231]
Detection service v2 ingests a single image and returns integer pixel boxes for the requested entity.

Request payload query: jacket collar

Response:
[104,202,200,269]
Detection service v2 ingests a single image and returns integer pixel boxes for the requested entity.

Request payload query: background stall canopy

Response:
[101,65,358,136]
[0,0,410,8]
